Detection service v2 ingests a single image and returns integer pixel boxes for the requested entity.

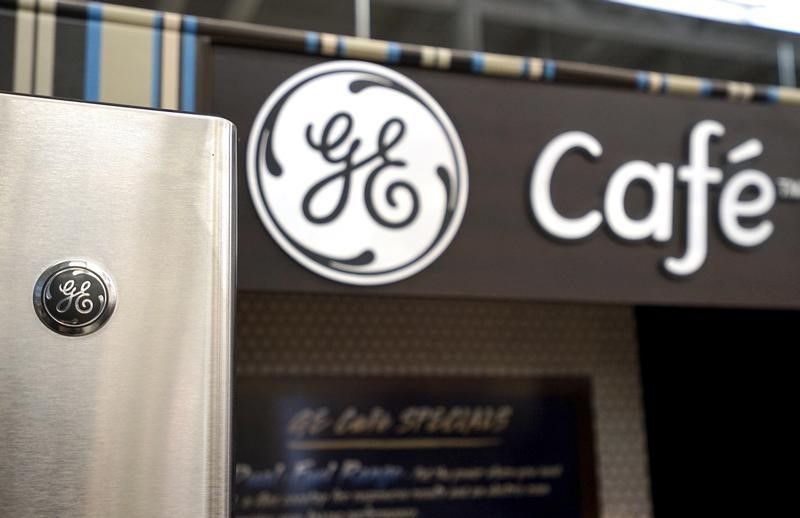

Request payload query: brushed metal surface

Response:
[0,94,235,517]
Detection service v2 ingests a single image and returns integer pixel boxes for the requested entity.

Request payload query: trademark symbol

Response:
[776,177,800,201]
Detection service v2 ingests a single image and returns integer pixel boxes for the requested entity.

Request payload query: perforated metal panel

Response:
[236,293,652,518]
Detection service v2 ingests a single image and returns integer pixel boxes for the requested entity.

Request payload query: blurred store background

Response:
[111,0,800,86]
[2,2,791,517]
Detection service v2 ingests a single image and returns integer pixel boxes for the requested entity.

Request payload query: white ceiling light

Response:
[608,0,800,34]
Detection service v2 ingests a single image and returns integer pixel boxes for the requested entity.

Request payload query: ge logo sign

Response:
[247,61,468,285]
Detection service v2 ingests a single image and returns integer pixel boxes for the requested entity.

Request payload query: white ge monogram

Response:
[56,279,94,314]
[247,61,468,286]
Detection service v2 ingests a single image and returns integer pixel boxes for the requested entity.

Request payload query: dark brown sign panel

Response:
[213,47,800,308]
[235,377,598,518]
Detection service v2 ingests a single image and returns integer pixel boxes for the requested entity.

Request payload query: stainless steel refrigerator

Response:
[0,93,235,517]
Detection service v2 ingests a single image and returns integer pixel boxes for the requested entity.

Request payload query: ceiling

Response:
[111,0,800,85]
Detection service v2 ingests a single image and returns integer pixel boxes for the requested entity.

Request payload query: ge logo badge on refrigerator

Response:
[247,61,468,285]
[33,259,117,336]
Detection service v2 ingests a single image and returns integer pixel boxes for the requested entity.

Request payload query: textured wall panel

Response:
[236,292,652,518]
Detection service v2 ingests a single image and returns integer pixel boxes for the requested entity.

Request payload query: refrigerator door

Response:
[0,93,235,517]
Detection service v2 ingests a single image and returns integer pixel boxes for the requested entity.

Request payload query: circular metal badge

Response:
[33,260,116,336]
